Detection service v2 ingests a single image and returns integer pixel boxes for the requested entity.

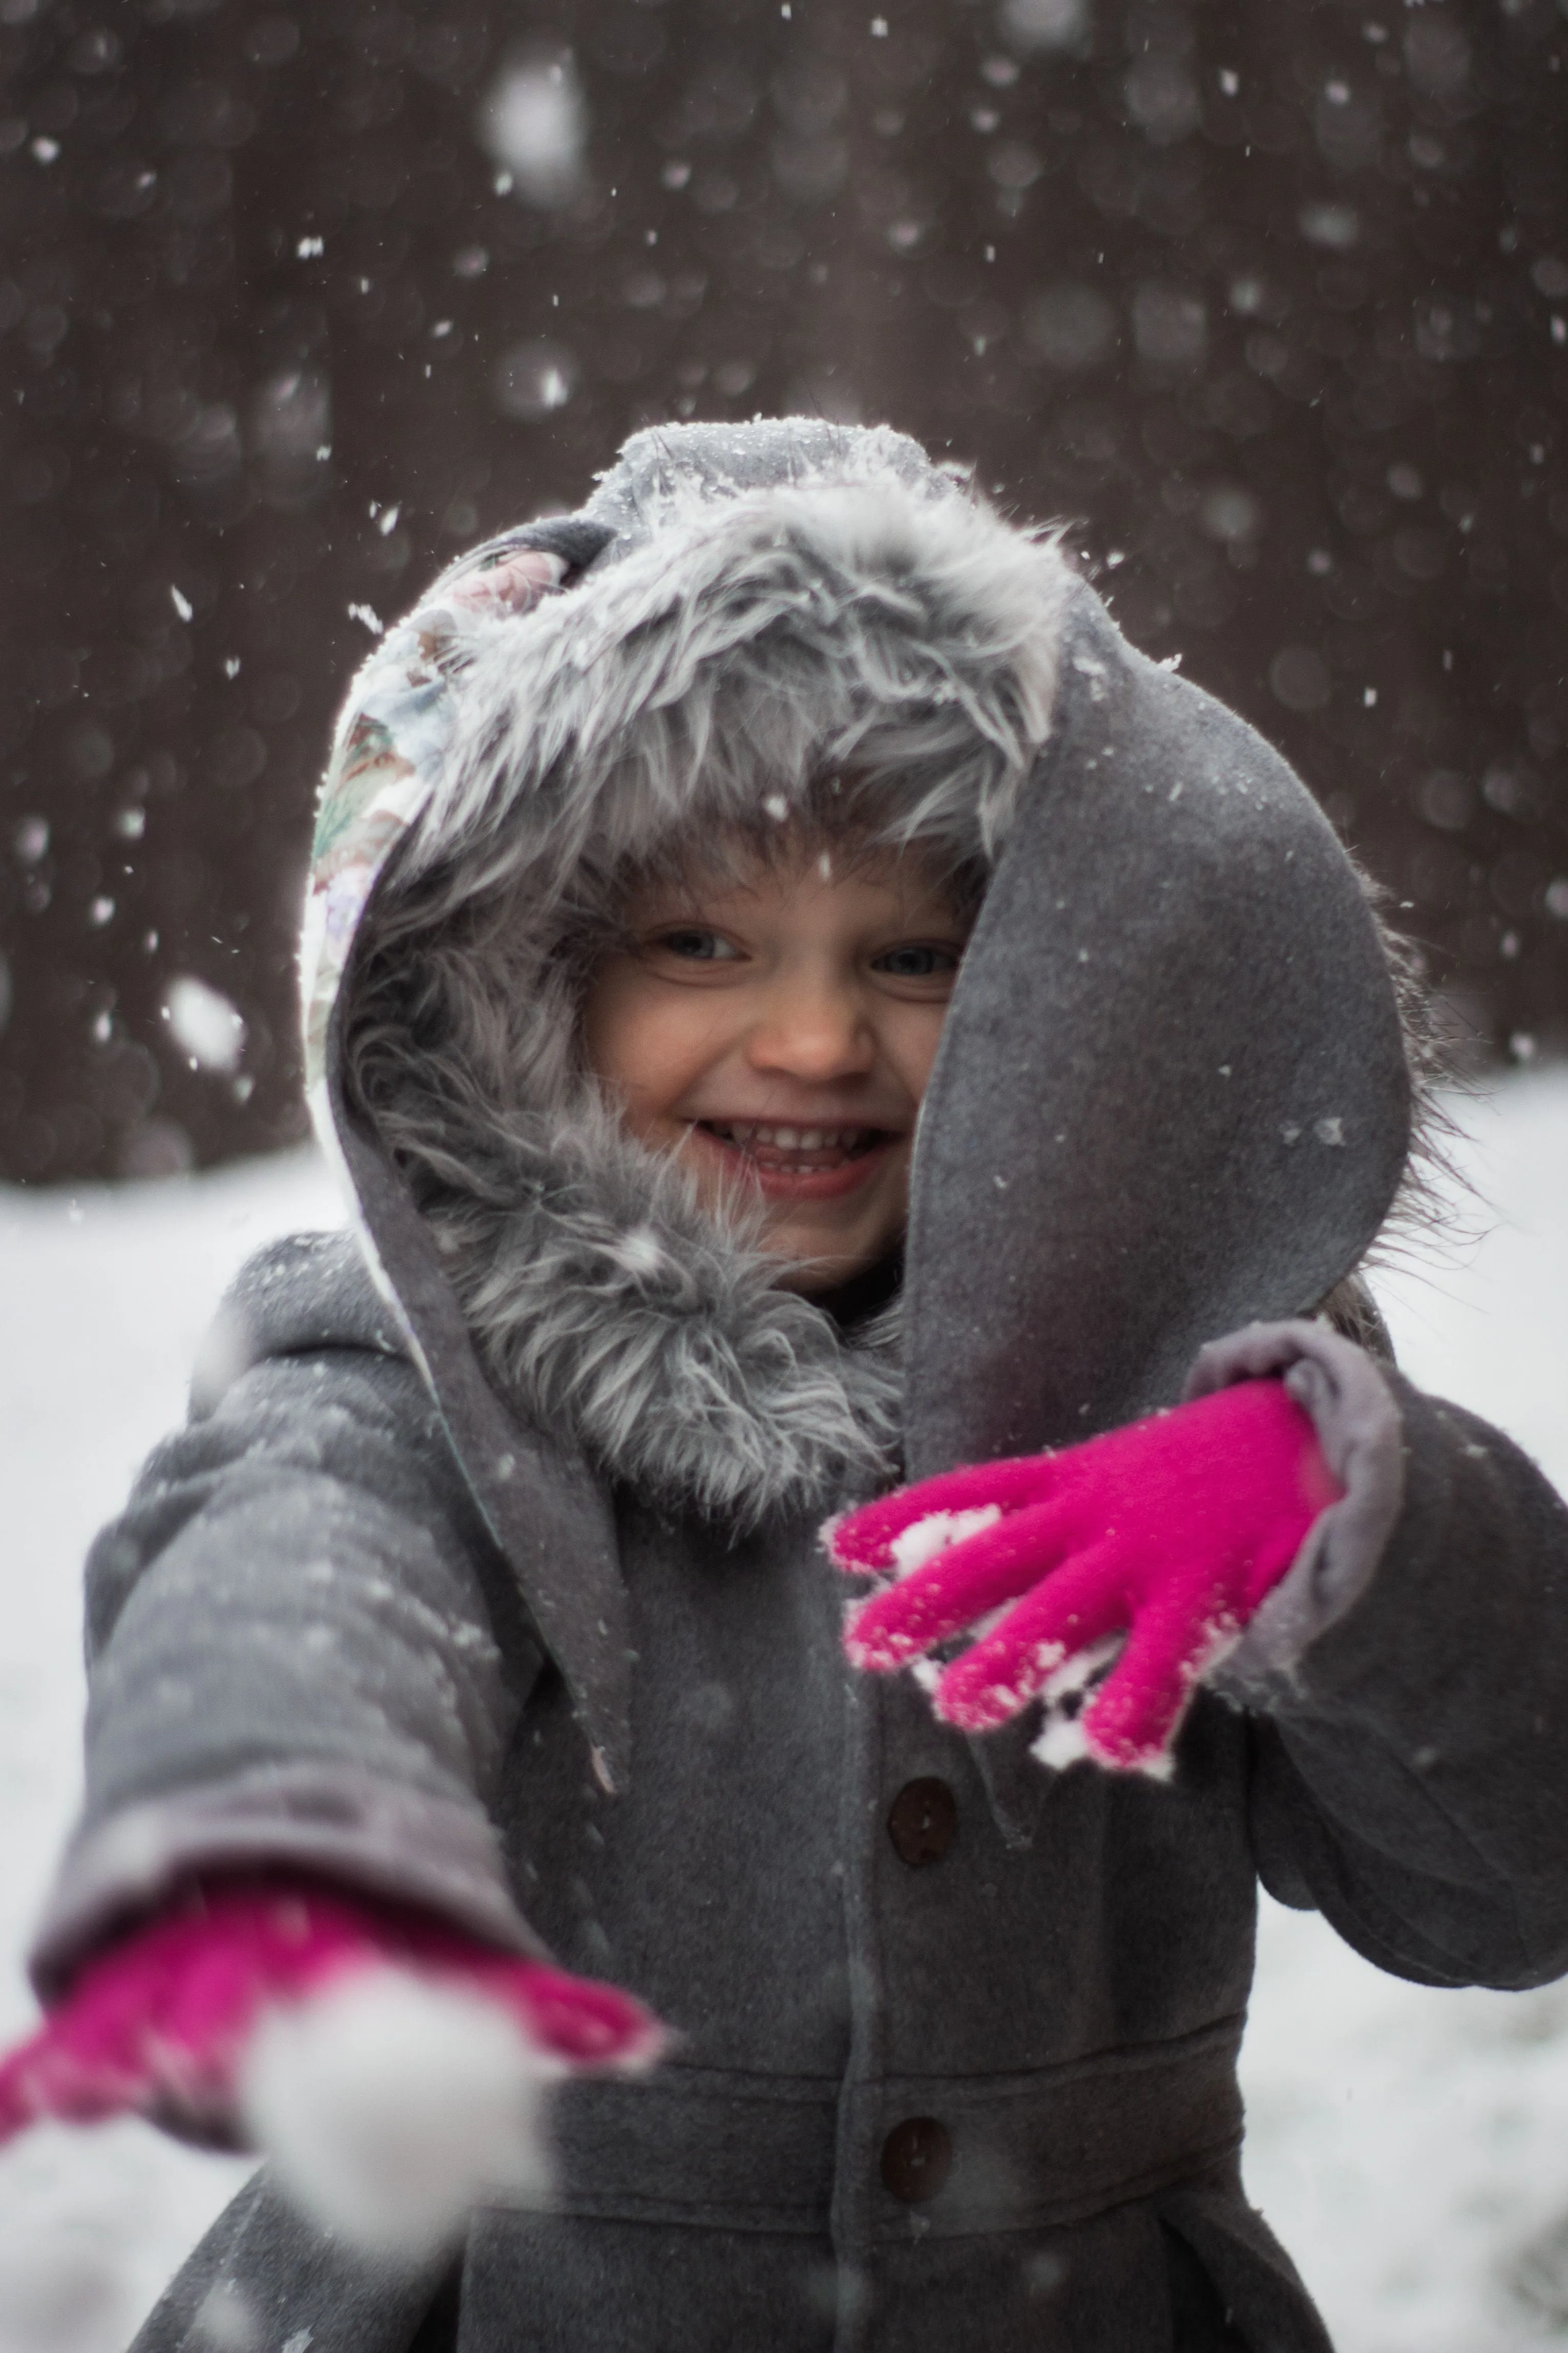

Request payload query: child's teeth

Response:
[709,1122,879,1154]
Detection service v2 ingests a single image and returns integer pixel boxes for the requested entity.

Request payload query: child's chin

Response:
[758,1211,898,1294]
[675,1133,906,1289]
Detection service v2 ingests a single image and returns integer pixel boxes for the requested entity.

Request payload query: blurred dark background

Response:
[3,0,1566,1185]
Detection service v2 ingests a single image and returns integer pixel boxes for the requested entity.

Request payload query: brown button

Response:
[881,2116,952,2204]
[887,1777,957,1866]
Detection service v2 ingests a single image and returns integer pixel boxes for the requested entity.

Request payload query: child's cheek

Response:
[582,964,742,1154]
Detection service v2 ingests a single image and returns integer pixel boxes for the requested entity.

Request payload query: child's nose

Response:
[745,983,876,1081]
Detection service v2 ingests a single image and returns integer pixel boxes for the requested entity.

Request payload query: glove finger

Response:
[932,1543,1130,1730]
[20,1942,186,2117]
[0,2019,152,2140]
[844,1499,1082,1671]
[825,1455,1059,1573]
[0,2028,71,2140]
[471,1961,665,2072]
[1079,1583,1235,1773]
[0,2036,45,2141]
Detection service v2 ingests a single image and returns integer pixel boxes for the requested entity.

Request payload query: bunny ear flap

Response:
[823,1452,1061,1575]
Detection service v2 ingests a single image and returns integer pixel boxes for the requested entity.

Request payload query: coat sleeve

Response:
[1192,1319,1568,1992]
[29,1236,547,2001]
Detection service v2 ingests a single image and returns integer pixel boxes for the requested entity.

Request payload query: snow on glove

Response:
[0,1880,662,2255]
[829,1378,1343,1776]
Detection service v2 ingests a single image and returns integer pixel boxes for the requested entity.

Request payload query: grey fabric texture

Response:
[126,2171,452,2353]
[37,1302,545,1999]
[900,591,1409,1474]
[29,420,1568,2353]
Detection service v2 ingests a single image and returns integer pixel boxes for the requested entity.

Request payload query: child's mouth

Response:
[694,1121,897,1200]
[701,1121,885,1172]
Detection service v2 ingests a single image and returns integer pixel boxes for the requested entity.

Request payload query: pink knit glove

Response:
[0,1879,660,2145]
[830,1379,1343,1774]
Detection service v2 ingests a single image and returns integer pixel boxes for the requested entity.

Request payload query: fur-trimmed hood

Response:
[313,422,1077,1530]
[300,418,1412,1773]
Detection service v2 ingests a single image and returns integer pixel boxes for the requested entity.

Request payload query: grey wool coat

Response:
[36,425,1568,2353]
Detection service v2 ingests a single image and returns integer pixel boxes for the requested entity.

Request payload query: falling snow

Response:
[4,0,1568,1192]
[476,51,589,212]
[160,978,245,1077]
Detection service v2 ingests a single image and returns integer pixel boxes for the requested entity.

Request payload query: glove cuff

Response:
[1185,1320,1405,1694]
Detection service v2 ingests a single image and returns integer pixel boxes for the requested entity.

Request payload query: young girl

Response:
[7,420,1568,2353]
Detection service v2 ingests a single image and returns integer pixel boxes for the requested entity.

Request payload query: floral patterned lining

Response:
[299,545,569,1099]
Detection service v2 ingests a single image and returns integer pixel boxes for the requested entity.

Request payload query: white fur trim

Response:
[409,476,1073,895]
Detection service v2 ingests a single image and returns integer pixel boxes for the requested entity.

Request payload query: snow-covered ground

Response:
[1245,1066,1568,2353]
[0,1149,341,2353]
[0,1074,1565,2349]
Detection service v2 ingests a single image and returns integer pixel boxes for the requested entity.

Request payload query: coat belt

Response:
[522,2017,1245,2241]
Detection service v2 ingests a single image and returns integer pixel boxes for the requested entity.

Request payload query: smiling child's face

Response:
[581,838,971,1293]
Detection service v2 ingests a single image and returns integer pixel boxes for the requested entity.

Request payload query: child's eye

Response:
[653,927,741,963]
[872,942,961,980]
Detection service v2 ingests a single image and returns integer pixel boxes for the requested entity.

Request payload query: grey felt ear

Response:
[451,516,616,584]
[903,585,1410,1474]
[513,517,616,576]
